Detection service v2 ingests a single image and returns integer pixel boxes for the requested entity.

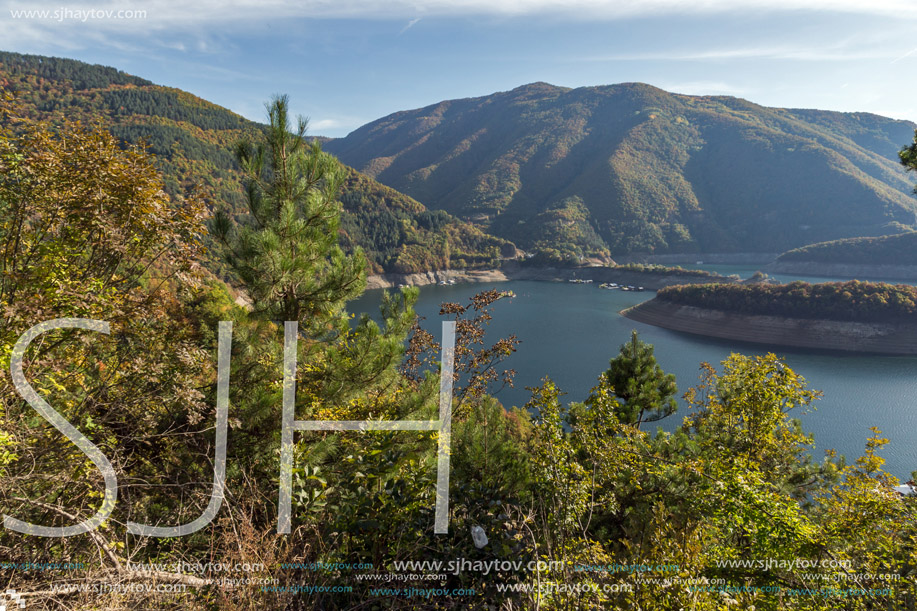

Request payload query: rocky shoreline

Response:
[366,263,740,290]
[365,268,509,290]
[621,298,917,355]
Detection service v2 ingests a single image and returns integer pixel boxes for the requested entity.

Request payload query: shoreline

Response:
[617,252,777,265]
[365,263,741,291]
[366,255,917,291]
[366,268,509,290]
[768,260,917,281]
[621,298,917,355]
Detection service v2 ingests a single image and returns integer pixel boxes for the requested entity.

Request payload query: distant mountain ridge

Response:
[326,82,917,259]
[0,50,511,275]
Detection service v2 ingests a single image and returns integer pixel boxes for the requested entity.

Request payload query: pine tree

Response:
[213,95,428,412]
[212,94,366,332]
[210,95,423,542]
[601,330,677,428]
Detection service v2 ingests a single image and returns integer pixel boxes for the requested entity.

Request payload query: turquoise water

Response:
[349,273,917,480]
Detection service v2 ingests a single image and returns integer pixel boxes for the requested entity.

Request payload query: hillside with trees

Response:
[0,50,511,274]
[326,81,917,260]
[777,231,917,266]
[657,280,917,323]
[2,96,916,609]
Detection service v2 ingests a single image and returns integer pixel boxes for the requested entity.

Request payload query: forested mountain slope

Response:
[326,82,917,258]
[0,50,511,273]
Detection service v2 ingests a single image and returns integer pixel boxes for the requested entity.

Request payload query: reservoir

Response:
[350,267,917,480]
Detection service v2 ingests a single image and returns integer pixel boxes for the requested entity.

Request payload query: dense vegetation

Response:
[658,280,917,322]
[777,231,917,265]
[2,94,917,610]
[0,50,511,274]
[770,132,917,269]
[0,50,152,89]
[612,263,728,278]
[336,166,511,273]
[326,81,917,257]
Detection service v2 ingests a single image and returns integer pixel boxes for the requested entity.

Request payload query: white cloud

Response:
[306,116,366,135]
[3,0,917,30]
[2,0,915,54]
[309,118,343,131]
[582,43,893,63]
[399,17,421,34]
[659,80,748,96]
[168,0,917,20]
[891,47,917,64]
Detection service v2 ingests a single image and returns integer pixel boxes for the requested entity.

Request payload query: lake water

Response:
[349,269,917,480]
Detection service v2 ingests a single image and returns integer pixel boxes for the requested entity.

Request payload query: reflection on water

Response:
[349,273,917,479]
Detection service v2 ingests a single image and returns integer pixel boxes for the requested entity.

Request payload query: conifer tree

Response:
[213,94,365,332]
[601,330,677,428]
[212,95,419,408]
[210,95,423,543]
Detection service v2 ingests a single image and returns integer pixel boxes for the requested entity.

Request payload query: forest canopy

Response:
[658,280,917,323]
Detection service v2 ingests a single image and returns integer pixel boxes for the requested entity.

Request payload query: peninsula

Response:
[770,232,917,280]
[622,281,917,354]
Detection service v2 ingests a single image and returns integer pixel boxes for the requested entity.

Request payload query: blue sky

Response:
[2,0,917,136]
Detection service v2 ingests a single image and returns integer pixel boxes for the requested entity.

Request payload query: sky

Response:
[1,0,917,137]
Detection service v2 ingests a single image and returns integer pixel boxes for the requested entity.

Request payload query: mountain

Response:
[325,82,917,259]
[0,50,511,275]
